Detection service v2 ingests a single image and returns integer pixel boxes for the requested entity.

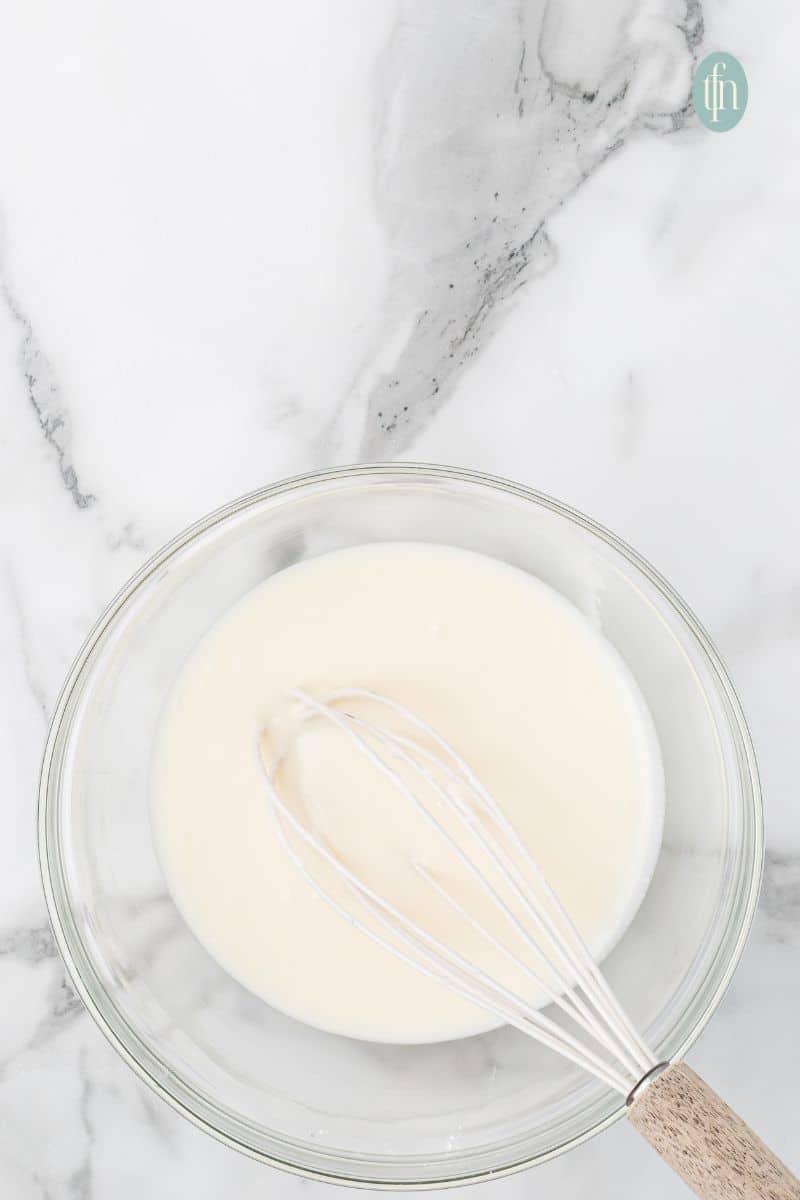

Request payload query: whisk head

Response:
[257,687,657,1095]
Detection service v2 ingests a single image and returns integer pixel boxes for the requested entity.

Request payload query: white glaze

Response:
[152,543,663,1043]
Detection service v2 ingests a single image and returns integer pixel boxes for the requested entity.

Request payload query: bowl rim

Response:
[38,462,763,1189]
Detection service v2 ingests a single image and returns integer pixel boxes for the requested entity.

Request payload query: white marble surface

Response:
[1,1,799,1196]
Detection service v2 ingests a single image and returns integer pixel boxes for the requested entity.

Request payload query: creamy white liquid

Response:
[153,543,663,1043]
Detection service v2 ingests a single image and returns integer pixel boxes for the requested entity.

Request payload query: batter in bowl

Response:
[152,542,663,1043]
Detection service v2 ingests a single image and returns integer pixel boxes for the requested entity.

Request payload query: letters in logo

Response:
[692,53,748,133]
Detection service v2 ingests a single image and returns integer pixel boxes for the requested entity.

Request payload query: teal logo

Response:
[692,53,748,132]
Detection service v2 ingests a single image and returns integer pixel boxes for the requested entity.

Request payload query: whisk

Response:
[258,688,799,1200]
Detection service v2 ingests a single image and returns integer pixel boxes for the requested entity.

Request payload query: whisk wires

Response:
[257,688,656,1095]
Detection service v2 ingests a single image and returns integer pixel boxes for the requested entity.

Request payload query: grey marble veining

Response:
[760,852,800,945]
[2,284,95,511]
[324,0,700,461]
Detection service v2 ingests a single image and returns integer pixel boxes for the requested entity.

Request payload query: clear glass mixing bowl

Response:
[39,464,762,1187]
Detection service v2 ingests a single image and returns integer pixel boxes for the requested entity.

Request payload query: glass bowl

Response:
[38,464,762,1188]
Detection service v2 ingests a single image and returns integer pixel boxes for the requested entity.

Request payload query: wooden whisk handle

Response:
[627,1063,800,1200]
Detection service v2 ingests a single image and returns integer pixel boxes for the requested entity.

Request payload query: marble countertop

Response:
[1,2,798,1196]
